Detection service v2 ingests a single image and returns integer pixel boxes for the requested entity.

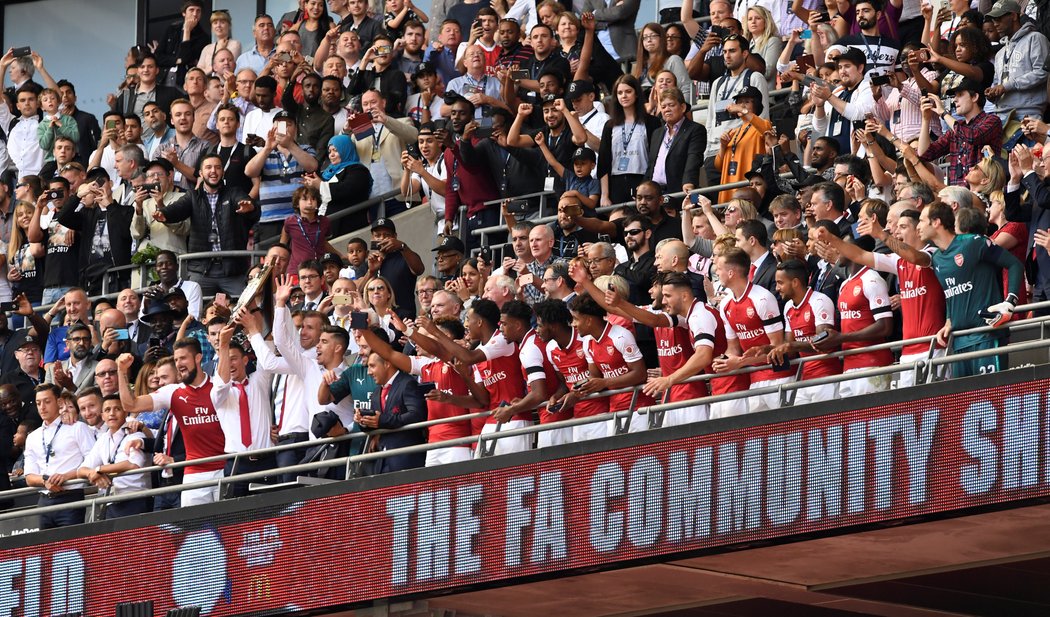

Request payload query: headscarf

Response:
[321,135,361,180]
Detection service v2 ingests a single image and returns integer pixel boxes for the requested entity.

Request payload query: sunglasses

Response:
[624,228,645,236]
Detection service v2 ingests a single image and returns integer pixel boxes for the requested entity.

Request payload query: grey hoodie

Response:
[993,20,1050,120]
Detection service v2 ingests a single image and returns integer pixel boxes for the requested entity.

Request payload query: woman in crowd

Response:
[290,0,336,58]
[304,134,373,235]
[448,258,483,306]
[6,200,45,306]
[664,23,692,61]
[197,10,242,74]
[928,27,994,113]
[744,6,783,89]
[644,70,680,115]
[537,0,564,29]
[598,75,661,206]
[633,23,692,104]
[966,157,1005,207]
[131,356,179,431]
[594,274,635,335]
[555,12,620,92]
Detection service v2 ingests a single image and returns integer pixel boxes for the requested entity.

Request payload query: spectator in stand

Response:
[242,75,281,145]
[913,80,1002,188]
[424,20,464,86]
[116,288,153,351]
[735,219,777,295]
[76,395,151,518]
[438,95,499,248]
[6,87,44,178]
[24,383,95,529]
[401,123,448,236]
[984,0,1048,124]
[550,195,597,260]
[348,33,409,117]
[634,23,691,103]
[339,0,383,49]
[7,199,44,305]
[281,70,334,156]
[183,68,218,146]
[245,111,318,241]
[354,339,427,473]
[110,54,184,120]
[237,15,278,74]
[154,153,259,296]
[1005,143,1050,315]
[302,134,372,235]
[36,88,79,168]
[57,167,134,295]
[142,102,176,159]
[358,218,426,319]
[712,247,793,416]
[648,88,705,195]
[141,250,203,320]
[349,89,418,216]
[812,48,875,155]
[164,99,210,191]
[131,158,188,254]
[444,45,504,120]
[598,74,660,206]
[52,80,101,168]
[583,0,640,63]
[198,9,243,74]
[279,185,341,275]
[155,0,210,84]
[44,323,96,395]
[715,86,772,203]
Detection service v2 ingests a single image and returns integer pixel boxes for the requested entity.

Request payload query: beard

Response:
[72,347,90,361]
[858,16,877,30]
[181,367,198,386]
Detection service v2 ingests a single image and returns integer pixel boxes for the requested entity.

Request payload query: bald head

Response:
[99,308,128,331]
[529,224,555,262]
[655,239,690,273]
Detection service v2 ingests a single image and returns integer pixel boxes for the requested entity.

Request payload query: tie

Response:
[235,380,252,448]
[163,412,175,456]
[380,384,390,410]
[748,264,756,282]
[305,301,315,310]
[273,374,287,430]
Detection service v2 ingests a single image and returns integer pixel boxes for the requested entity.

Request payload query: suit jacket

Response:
[582,0,640,62]
[72,108,101,167]
[646,118,706,194]
[44,356,98,395]
[365,371,427,474]
[1005,172,1050,292]
[751,253,777,296]
[809,257,847,308]
[148,408,186,486]
[55,196,135,284]
[159,185,259,277]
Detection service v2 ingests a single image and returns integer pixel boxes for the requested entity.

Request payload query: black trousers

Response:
[38,490,85,529]
[105,496,152,519]
[223,452,277,499]
[275,432,310,483]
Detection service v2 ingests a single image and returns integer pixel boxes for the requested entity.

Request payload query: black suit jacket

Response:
[111,84,185,116]
[56,196,135,285]
[148,408,186,486]
[365,372,427,473]
[1005,172,1050,293]
[646,118,706,193]
[72,108,101,167]
[159,185,259,277]
[751,253,777,295]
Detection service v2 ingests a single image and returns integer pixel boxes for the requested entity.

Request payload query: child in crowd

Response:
[535,142,601,212]
[37,88,79,162]
[280,185,341,275]
[340,238,369,279]
[384,0,428,38]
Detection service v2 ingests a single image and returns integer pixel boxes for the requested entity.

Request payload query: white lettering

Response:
[665,448,713,542]
[589,463,624,552]
[504,476,534,567]
[531,472,567,564]
[961,401,998,495]
[626,456,663,548]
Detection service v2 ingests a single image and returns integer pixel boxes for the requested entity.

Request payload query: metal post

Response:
[614,390,639,435]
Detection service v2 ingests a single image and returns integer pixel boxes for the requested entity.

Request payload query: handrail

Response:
[256,189,402,249]
[3,326,1045,524]
[690,86,792,113]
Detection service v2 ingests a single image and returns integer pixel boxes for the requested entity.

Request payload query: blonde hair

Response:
[713,232,737,255]
[594,274,629,298]
[974,157,1005,196]
[6,200,34,266]
[772,227,805,245]
[746,6,778,54]
[727,198,759,222]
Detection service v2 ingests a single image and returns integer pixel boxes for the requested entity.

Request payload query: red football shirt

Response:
[583,323,655,412]
[719,282,793,383]
[151,378,225,474]
[873,251,946,355]
[472,332,530,423]
[785,288,842,379]
[413,356,473,443]
[838,267,895,370]
[546,329,610,418]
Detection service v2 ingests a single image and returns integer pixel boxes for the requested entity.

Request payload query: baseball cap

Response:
[567,80,594,99]
[733,85,763,102]
[311,410,343,438]
[163,287,187,301]
[987,0,1021,18]
[413,61,436,78]
[321,252,345,267]
[273,110,294,122]
[836,47,868,67]
[17,335,40,350]
[433,235,466,254]
[371,218,396,234]
[572,147,597,163]
[944,77,985,98]
[540,93,559,106]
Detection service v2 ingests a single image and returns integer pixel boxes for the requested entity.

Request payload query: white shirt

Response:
[140,279,203,320]
[272,308,350,438]
[8,115,43,177]
[250,327,314,436]
[211,370,276,453]
[243,107,282,142]
[81,426,149,494]
[23,418,96,490]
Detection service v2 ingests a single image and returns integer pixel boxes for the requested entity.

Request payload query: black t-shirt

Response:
[520,53,571,86]
[42,215,79,289]
[648,212,683,247]
[549,223,597,261]
[837,34,901,74]
[212,142,256,195]
[379,250,418,319]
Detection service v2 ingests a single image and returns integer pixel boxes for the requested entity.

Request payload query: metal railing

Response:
[3,301,1048,525]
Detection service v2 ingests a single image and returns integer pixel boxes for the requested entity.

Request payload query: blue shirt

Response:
[563,168,599,197]
[44,325,69,364]
[424,46,460,88]
[258,145,317,223]
[236,45,276,74]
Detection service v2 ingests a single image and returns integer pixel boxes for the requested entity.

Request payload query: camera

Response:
[405,143,422,160]
[871,73,891,87]
[140,183,160,193]
[0,301,17,312]
[709,25,729,38]
[475,116,494,139]
[46,189,63,201]
[505,200,529,214]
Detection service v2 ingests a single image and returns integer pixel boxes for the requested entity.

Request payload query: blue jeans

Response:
[41,286,70,308]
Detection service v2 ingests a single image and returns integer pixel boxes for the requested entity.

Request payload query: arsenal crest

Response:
[576,348,585,358]
[606,345,615,354]
[954,253,964,267]
[442,364,449,374]
[625,344,636,355]
[853,286,862,296]
[804,310,811,321]
[746,307,755,318]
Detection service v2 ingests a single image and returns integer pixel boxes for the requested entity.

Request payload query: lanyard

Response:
[729,122,751,156]
[372,125,384,155]
[620,123,637,155]
[296,216,321,249]
[547,129,564,151]
[108,428,129,465]
[580,109,599,127]
[719,72,746,101]
[860,34,881,65]
[43,423,62,466]
[663,122,680,149]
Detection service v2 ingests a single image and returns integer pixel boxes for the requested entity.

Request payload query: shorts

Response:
[838,368,891,398]
[895,349,945,388]
[425,446,473,467]
[474,420,533,457]
[793,382,838,406]
[573,419,612,442]
[659,404,709,427]
[709,397,749,419]
[537,426,573,448]
[950,337,1003,378]
[626,410,651,433]
[181,469,224,507]
[749,377,794,412]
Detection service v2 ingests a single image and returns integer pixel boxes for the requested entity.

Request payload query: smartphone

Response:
[871,73,891,87]
[11,46,30,58]
[93,176,106,187]
[598,233,611,243]
[770,353,791,372]
[349,311,370,329]
[214,292,228,306]
[982,145,994,159]
[140,183,160,193]
[709,25,728,38]
[406,143,422,160]
[419,382,438,394]
[547,400,564,413]
[370,241,380,251]
[46,189,63,201]
[376,44,392,56]
[810,330,830,345]
[475,116,494,139]
[816,10,830,22]
[148,336,161,348]
[801,75,828,89]
[606,282,615,292]
[796,54,815,72]
[0,301,16,312]
[800,29,813,40]
[332,294,352,306]
[105,118,117,131]
[511,69,530,81]
[277,52,292,63]
[505,200,529,214]
[478,247,492,263]
[113,328,131,341]
[275,121,287,136]
[689,192,700,205]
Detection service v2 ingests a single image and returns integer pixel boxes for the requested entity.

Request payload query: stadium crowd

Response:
[0,0,1048,529]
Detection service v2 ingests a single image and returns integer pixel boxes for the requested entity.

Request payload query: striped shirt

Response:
[258,146,316,223]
